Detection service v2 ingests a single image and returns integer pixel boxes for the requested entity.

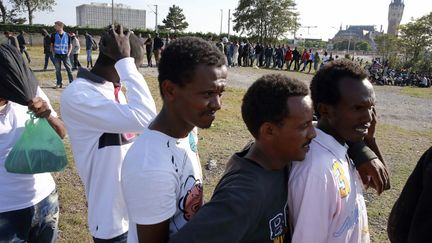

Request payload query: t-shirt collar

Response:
[314,127,348,159]
[77,68,106,84]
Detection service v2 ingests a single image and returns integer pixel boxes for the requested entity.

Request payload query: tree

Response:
[161,5,188,33]
[355,41,370,52]
[0,0,7,23]
[11,0,55,25]
[375,34,400,60]
[233,0,299,42]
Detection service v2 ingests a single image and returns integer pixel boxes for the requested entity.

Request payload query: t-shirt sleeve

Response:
[347,141,378,167]
[289,165,338,243]
[122,168,179,225]
[169,174,262,243]
[36,86,58,117]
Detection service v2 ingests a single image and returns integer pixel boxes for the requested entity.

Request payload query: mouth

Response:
[354,125,370,135]
[302,140,312,152]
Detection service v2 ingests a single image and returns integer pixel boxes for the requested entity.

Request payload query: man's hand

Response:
[357,158,390,195]
[99,24,130,61]
[364,107,376,143]
[28,97,51,118]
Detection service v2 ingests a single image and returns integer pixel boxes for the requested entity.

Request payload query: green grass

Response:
[400,86,432,99]
[23,45,432,242]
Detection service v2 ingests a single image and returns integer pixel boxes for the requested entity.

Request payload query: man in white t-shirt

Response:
[289,59,377,243]
[121,37,227,243]
[0,44,66,242]
[61,25,157,242]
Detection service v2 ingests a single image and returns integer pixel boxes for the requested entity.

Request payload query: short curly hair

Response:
[158,37,226,97]
[242,74,309,138]
[310,59,368,116]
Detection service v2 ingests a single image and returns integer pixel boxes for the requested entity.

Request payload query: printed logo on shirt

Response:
[178,175,203,221]
[333,203,360,237]
[332,160,350,198]
[268,202,288,242]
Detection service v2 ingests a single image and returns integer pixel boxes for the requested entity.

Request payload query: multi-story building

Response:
[387,0,405,36]
[76,3,146,29]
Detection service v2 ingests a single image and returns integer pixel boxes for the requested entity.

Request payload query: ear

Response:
[258,122,278,141]
[161,80,177,102]
[317,103,333,120]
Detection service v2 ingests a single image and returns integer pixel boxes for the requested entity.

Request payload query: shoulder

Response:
[290,141,335,182]
[60,79,101,104]
[123,130,174,173]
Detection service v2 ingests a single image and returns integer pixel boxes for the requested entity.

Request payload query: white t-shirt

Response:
[60,57,157,239]
[289,128,370,243]
[122,129,203,243]
[0,87,56,213]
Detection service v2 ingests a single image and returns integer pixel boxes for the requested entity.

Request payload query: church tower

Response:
[387,0,404,35]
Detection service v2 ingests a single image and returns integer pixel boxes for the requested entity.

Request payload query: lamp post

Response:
[111,0,114,24]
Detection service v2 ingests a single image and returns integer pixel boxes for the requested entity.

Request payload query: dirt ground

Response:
[141,66,432,131]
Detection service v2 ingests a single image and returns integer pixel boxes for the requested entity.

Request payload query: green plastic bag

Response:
[5,112,68,174]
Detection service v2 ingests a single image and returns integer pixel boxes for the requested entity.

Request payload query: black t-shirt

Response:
[169,146,290,243]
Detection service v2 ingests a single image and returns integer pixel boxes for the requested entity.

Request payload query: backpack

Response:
[91,38,98,51]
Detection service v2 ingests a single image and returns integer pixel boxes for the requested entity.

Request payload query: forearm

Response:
[364,137,386,166]
[47,115,66,139]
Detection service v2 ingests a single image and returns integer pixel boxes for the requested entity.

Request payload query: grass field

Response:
[400,86,432,99]
[22,46,432,242]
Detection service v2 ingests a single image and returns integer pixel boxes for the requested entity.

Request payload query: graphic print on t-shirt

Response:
[269,201,288,242]
[178,175,203,221]
[332,160,350,198]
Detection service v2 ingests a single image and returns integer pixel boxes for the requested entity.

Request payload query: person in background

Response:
[69,32,81,70]
[144,34,153,67]
[42,29,54,71]
[153,33,164,66]
[17,30,31,63]
[84,31,95,68]
[50,21,73,88]
[3,31,19,49]
[313,51,320,72]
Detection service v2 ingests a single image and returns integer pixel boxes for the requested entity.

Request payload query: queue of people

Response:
[0,22,430,243]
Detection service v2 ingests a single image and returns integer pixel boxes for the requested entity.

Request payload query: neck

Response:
[149,106,194,139]
[244,142,289,171]
[58,30,64,34]
[91,64,119,83]
[317,119,345,145]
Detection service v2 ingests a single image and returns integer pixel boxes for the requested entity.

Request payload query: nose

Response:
[362,108,373,124]
[307,124,317,140]
[209,94,222,111]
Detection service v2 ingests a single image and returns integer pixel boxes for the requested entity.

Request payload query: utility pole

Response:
[155,5,158,33]
[111,0,114,24]
[220,9,223,35]
[227,9,231,38]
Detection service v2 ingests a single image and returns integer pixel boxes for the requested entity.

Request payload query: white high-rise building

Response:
[387,0,404,36]
[76,3,146,29]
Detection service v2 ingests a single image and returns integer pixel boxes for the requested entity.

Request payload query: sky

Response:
[8,0,432,40]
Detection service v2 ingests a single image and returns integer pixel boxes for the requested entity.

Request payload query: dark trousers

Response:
[44,52,55,70]
[72,54,81,69]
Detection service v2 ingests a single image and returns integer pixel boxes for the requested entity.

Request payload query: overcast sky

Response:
[9,0,432,40]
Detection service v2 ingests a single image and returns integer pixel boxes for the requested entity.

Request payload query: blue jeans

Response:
[0,189,59,243]
[87,49,93,62]
[54,53,74,85]
[44,53,55,70]
[93,232,127,243]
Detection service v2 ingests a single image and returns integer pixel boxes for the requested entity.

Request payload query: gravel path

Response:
[41,66,431,131]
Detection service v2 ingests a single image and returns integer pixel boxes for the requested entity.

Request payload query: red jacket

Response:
[285,50,293,61]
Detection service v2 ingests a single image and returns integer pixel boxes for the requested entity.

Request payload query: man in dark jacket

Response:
[41,29,54,70]
[17,30,31,63]
[153,33,164,66]
[388,147,432,243]
[292,47,300,71]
